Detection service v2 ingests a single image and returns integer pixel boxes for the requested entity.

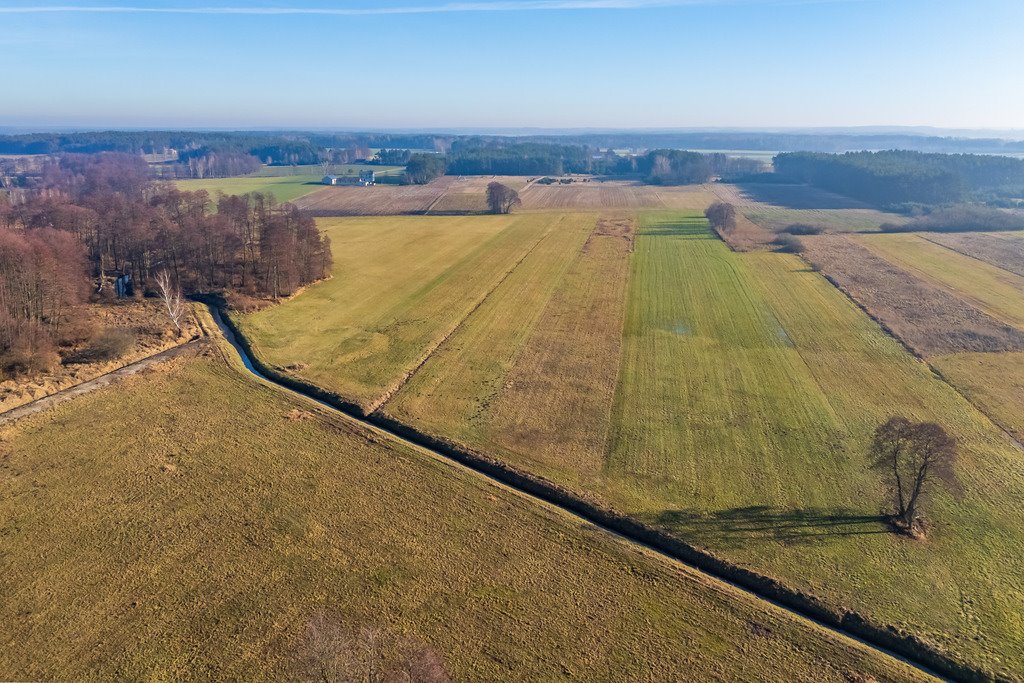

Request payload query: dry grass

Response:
[517,180,713,211]
[484,214,634,477]
[0,300,200,413]
[857,232,1024,329]
[0,348,931,682]
[383,213,633,484]
[231,207,1024,676]
[295,176,532,216]
[239,214,561,410]
[427,175,533,213]
[381,213,597,428]
[926,232,1024,277]
[801,235,1024,355]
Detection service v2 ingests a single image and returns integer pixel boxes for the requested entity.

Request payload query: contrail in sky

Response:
[0,0,868,16]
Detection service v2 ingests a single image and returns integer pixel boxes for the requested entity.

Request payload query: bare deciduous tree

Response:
[486,182,521,214]
[870,416,959,534]
[155,269,186,334]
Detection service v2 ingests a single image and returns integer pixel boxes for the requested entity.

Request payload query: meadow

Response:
[174,174,324,203]
[0,337,932,682]
[238,213,569,410]
[239,209,1024,677]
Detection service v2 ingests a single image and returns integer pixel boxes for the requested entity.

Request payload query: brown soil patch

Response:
[585,214,635,252]
[802,235,1024,356]
[925,233,1024,277]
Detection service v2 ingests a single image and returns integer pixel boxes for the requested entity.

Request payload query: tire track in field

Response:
[209,304,962,683]
[363,226,553,416]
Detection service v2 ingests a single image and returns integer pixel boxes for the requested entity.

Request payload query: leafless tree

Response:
[155,269,187,333]
[486,182,521,214]
[870,416,959,534]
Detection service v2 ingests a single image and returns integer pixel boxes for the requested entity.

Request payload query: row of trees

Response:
[774,150,1024,206]
[640,150,765,185]
[0,153,332,377]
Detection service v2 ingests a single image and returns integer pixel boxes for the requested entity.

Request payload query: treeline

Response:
[0,153,332,376]
[518,131,1024,155]
[0,130,442,157]
[447,141,598,175]
[427,143,764,184]
[639,150,764,185]
[774,151,1024,206]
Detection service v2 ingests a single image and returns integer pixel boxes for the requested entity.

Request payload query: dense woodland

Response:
[0,153,332,377]
[774,151,1024,206]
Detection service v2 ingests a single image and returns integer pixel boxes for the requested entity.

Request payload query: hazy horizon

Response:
[2,0,1022,129]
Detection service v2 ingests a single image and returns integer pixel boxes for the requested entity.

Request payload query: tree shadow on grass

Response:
[645,506,887,549]
[735,182,868,210]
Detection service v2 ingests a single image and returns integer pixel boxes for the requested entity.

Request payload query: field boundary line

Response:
[797,247,1024,453]
[363,226,553,415]
[209,300,1001,683]
[919,234,1024,279]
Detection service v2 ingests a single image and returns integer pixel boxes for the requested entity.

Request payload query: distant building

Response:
[322,171,375,186]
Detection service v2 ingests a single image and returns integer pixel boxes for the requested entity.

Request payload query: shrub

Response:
[67,327,136,363]
[772,234,803,253]
[782,223,823,235]
[0,316,60,378]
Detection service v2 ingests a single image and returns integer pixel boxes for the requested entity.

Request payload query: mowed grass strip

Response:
[173,174,324,203]
[484,215,635,481]
[239,214,555,410]
[0,349,933,682]
[382,212,597,428]
[856,232,1024,329]
[606,212,1024,677]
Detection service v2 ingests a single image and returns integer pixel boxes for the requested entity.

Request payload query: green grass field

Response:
[238,211,1024,677]
[0,342,932,682]
[607,213,1024,676]
[174,174,324,203]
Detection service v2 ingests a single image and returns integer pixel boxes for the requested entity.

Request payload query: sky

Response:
[1,0,1022,130]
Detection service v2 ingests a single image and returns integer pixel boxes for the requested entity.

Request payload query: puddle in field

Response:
[776,326,795,347]
[662,322,692,335]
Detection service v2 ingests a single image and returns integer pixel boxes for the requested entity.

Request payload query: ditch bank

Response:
[206,296,1002,683]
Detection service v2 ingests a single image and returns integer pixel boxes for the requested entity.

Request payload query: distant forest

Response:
[773,151,1024,206]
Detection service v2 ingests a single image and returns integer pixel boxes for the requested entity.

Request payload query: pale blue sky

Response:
[1,0,1022,129]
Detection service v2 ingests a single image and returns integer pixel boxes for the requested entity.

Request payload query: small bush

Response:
[772,234,804,253]
[782,223,822,235]
[67,327,136,363]
[0,318,60,379]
